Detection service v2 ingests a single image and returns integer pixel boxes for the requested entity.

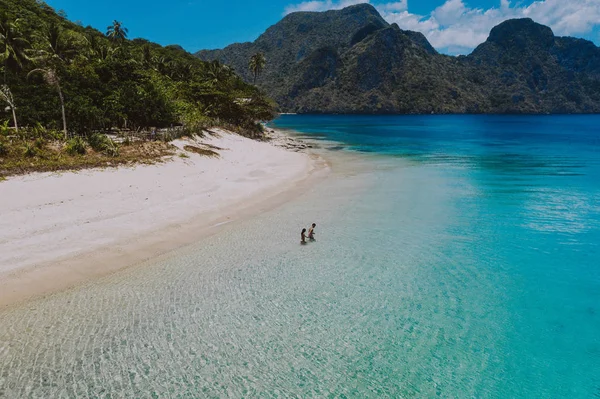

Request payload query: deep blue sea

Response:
[1,115,599,398]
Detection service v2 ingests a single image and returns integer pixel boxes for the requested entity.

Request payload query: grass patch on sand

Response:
[0,138,176,178]
[183,145,220,158]
[199,142,225,151]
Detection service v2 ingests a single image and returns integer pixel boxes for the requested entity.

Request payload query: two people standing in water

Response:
[301,223,317,245]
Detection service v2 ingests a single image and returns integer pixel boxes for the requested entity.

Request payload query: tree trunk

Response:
[11,106,17,131]
[57,83,67,139]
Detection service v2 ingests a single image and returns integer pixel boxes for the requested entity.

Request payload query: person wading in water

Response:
[308,223,316,241]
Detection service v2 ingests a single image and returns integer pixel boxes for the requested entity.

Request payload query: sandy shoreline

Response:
[0,129,328,307]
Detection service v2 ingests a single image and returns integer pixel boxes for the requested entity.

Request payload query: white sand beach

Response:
[0,129,325,306]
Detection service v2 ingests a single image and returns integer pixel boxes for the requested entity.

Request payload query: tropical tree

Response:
[152,55,173,75]
[205,60,233,88]
[106,20,128,42]
[139,43,153,67]
[33,22,82,65]
[0,16,29,130]
[0,84,18,130]
[28,68,67,139]
[0,16,29,82]
[28,23,82,139]
[248,52,266,84]
[83,31,114,61]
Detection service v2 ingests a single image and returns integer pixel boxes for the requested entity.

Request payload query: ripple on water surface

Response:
[2,117,600,397]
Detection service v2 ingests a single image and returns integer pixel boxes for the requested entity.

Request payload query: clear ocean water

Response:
[1,115,599,398]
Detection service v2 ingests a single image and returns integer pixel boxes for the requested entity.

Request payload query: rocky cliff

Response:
[196,4,600,114]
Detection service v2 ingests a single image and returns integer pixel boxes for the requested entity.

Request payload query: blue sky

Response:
[44,0,600,54]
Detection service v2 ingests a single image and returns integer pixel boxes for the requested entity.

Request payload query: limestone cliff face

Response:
[196,5,600,114]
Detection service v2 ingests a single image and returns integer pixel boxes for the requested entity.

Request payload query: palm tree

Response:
[0,16,30,82]
[28,68,67,139]
[106,20,128,42]
[248,52,266,84]
[166,61,194,81]
[27,23,83,139]
[206,60,232,88]
[82,32,114,61]
[33,22,82,65]
[95,40,116,61]
[152,55,172,75]
[0,16,29,130]
[0,84,18,130]
[140,43,153,67]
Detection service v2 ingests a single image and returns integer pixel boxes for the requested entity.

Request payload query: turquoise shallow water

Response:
[1,115,599,398]
[274,114,600,397]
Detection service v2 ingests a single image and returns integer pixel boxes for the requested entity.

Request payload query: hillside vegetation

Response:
[0,0,276,177]
[197,4,600,114]
[1,0,275,133]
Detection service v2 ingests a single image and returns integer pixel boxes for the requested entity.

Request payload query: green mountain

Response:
[196,4,600,114]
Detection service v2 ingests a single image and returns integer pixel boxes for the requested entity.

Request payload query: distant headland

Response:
[196,4,600,115]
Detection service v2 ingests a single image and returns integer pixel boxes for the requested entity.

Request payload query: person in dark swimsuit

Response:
[308,223,316,241]
[301,228,307,245]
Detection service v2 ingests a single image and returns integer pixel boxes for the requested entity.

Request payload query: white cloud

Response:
[283,0,408,14]
[283,0,600,54]
[523,0,600,36]
[377,1,408,13]
[431,0,469,26]
[284,0,368,14]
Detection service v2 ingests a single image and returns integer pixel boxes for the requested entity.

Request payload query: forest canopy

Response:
[0,0,276,137]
